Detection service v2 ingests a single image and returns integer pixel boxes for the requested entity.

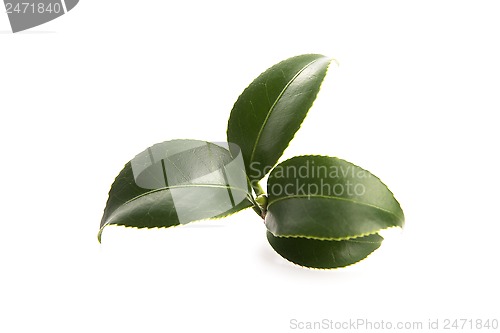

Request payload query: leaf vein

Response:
[268,194,402,221]
[248,58,322,165]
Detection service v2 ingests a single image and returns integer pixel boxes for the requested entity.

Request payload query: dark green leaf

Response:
[98,140,253,242]
[266,156,404,240]
[267,232,383,269]
[227,54,332,183]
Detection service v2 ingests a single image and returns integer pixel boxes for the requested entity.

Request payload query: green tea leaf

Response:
[227,54,332,184]
[265,156,404,240]
[99,140,253,242]
[267,232,383,269]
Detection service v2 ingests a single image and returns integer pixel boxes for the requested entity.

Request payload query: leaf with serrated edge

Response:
[99,139,253,242]
[227,54,332,184]
[265,155,404,240]
[267,232,383,269]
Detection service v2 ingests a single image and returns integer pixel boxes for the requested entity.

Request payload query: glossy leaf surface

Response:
[265,156,404,240]
[227,54,332,183]
[99,140,253,242]
[267,232,383,269]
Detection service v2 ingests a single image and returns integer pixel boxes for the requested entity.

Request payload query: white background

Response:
[1,1,499,332]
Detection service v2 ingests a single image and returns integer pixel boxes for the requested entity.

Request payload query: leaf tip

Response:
[329,57,340,67]
[97,227,105,243]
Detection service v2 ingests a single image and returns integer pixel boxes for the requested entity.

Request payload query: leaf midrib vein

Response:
[248,58,321,165]
[268,194,403,221]
[121,184,250,207]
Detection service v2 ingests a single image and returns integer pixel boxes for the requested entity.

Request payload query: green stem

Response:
[252,205,263,218]
[252,181,265,197]
[248,178,267,219]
